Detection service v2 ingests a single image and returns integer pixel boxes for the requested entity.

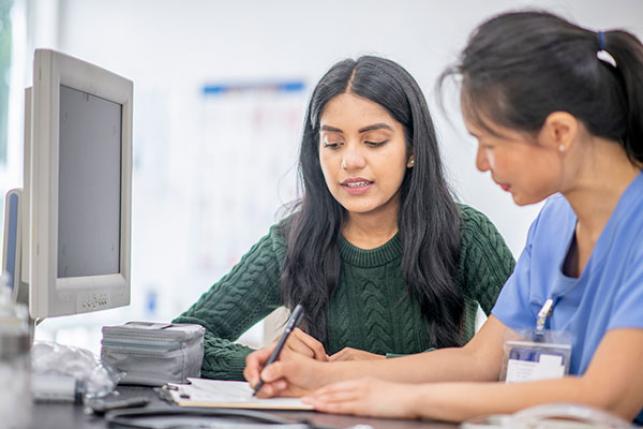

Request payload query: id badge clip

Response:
[502,298,572,383]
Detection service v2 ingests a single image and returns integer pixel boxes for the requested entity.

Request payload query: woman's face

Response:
[318,92,412,218]
[464,114,564,206]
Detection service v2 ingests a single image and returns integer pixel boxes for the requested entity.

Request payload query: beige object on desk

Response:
[166,378,314,411]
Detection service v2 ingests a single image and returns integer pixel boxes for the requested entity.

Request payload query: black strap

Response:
[105,407,326,429]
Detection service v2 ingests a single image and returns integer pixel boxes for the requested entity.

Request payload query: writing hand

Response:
[244,348,327,398]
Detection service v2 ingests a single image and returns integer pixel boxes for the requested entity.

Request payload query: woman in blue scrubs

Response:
[245,10,643,424]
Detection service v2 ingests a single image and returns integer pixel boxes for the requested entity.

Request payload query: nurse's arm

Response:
[401,328,643,422]
[261,315,509,392]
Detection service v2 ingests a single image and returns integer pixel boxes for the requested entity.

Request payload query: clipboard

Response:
[163,378,314,411]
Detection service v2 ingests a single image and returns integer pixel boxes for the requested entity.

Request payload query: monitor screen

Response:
[27,48,132,318]
[57,85,122,278]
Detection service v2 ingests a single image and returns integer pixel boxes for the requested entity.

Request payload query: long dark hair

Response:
[440,10,643,164]
[280,56,463,348]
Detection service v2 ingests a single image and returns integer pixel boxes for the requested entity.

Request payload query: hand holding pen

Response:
[252,304,305,396]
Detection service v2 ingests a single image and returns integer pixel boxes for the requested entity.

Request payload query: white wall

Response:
[52,0,643,250]
[19,0,643,351]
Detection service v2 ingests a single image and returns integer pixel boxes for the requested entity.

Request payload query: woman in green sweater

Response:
[173,56,515,381]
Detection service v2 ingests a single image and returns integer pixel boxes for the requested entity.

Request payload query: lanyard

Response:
[536,298,555,334]
[536,270,581,334]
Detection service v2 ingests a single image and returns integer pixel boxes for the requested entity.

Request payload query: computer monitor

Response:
[2,49,133,319]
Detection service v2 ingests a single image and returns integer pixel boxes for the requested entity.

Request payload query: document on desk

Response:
[166,378,314,410]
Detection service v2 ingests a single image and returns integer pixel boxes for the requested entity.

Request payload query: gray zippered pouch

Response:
[101,322,205,386]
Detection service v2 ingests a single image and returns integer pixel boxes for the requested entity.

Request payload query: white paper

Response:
[167,378,313,410]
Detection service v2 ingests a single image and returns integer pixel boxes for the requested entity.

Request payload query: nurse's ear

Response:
[538,112,579,155]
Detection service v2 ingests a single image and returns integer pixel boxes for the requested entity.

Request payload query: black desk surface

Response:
[31,386,459,429]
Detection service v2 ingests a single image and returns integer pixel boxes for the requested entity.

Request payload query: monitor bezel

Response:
[30,49,132,318]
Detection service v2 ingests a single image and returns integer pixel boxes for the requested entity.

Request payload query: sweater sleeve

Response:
[172,224,286,380]
[457,205,516,315]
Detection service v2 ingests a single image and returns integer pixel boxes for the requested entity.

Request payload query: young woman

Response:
[245,12,643,424]
[173,56,514,381]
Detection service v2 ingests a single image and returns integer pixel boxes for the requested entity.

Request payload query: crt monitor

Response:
[13,48,133,319]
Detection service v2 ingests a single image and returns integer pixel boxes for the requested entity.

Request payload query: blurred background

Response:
[0,0,641,355]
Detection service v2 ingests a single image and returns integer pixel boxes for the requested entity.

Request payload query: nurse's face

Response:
[464,115,564,206]
[318,92,412,217]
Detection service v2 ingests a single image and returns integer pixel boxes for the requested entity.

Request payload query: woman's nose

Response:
[475,145,490,172]
[341,146,367,171]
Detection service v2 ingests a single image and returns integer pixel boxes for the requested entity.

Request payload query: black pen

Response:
[252,304,305,396]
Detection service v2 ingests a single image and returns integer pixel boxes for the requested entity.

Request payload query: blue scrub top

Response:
[492,172,643,424]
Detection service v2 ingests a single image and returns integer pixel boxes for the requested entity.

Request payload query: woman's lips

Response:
[341,178,374,195]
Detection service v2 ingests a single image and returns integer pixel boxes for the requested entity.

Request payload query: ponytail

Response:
[603,30,643,163]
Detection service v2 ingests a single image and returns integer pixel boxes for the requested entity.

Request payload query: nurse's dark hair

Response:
[280,56,463,348]
[439,10,643,164]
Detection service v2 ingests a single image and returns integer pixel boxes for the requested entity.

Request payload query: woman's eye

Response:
[323,141,342,149]
[365,140,388,148]
[478,141,494,150]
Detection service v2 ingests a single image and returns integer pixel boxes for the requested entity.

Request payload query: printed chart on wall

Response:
[193,80,306,282]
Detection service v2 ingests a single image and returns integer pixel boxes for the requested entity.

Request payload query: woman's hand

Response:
[244,328,327,395]
[329,347,386,362]
[281,328,329,361]
[303,378,421,418]
[244,341,330,398]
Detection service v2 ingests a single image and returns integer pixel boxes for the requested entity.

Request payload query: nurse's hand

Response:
[329,347,385,362]
[303,378,420,418]
[244,347,327,397]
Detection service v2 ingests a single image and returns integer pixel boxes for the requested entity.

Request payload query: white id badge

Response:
[503,334,572,383]
[500,297,572,383]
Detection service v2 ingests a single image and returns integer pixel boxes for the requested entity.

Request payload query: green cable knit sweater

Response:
[173,205,515,380]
